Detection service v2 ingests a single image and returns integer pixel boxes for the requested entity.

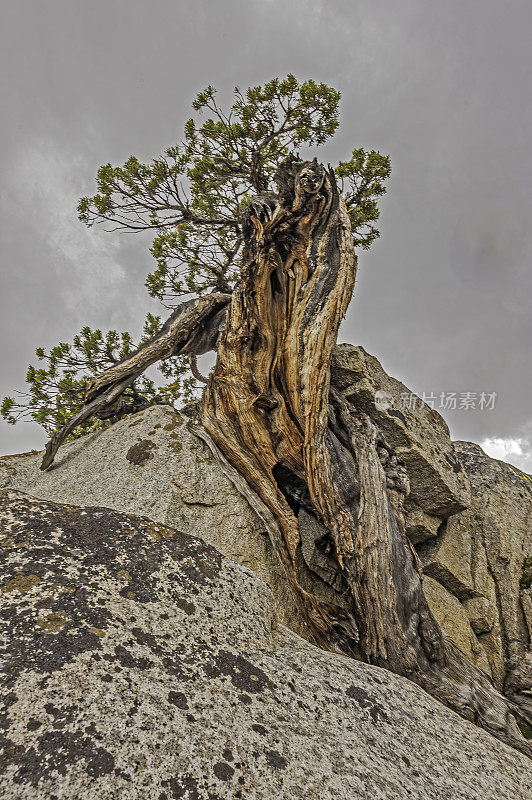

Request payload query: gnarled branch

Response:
[40,292,230,470]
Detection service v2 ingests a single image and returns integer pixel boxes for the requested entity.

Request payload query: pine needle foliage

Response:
[3,75,390,439]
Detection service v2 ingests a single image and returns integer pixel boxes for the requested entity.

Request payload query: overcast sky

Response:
[1,0,531,471]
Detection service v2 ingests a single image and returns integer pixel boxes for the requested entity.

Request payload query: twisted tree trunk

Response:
[198,157,531,756]
[41,157,531,756]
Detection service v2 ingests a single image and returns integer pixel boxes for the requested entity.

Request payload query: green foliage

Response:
[510,709,532,740]
[335,148,391,249]
[1,322,196,441]
[78,74,389,304]
[5,75,391,440]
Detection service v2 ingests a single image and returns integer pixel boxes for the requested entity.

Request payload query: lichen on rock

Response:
[0,488,530,799]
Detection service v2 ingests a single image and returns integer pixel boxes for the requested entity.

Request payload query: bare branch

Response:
[40,293,230,470]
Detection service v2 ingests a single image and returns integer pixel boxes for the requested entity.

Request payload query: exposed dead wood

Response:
[199,156,532,757]
[40,292,230,470]
[188,354,209,384]
[84,293,230,403]
[39,155,531,757]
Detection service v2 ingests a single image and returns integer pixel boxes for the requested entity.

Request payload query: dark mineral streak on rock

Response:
[345,685,390,725]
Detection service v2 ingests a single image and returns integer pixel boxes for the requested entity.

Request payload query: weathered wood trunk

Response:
[198,157,531,756]
[41,156,531,756]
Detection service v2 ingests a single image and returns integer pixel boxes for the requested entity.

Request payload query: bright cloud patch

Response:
[481,435,532,474]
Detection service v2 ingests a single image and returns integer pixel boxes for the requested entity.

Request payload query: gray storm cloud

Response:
[1,0,530,469]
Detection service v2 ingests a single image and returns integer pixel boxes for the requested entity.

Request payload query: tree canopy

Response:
[2,75,390,439]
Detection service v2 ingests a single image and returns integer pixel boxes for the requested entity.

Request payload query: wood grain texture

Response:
[200,157,531,757]
[39,156,531,756]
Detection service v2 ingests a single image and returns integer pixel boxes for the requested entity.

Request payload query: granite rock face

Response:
[453,442,532,661]
[1,489,530,800]
[330,344,471,519]
[1,346,530,703]
[330,346,531,695]
[0,406,316,643]
[421,576,491,674]
[452,441,532,700]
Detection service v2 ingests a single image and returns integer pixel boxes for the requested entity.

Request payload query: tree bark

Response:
[41,157,531,756]
[198,157,532,757]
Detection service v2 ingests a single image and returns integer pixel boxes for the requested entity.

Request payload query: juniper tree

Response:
[3,76,388,439]
[3,76,530,756]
